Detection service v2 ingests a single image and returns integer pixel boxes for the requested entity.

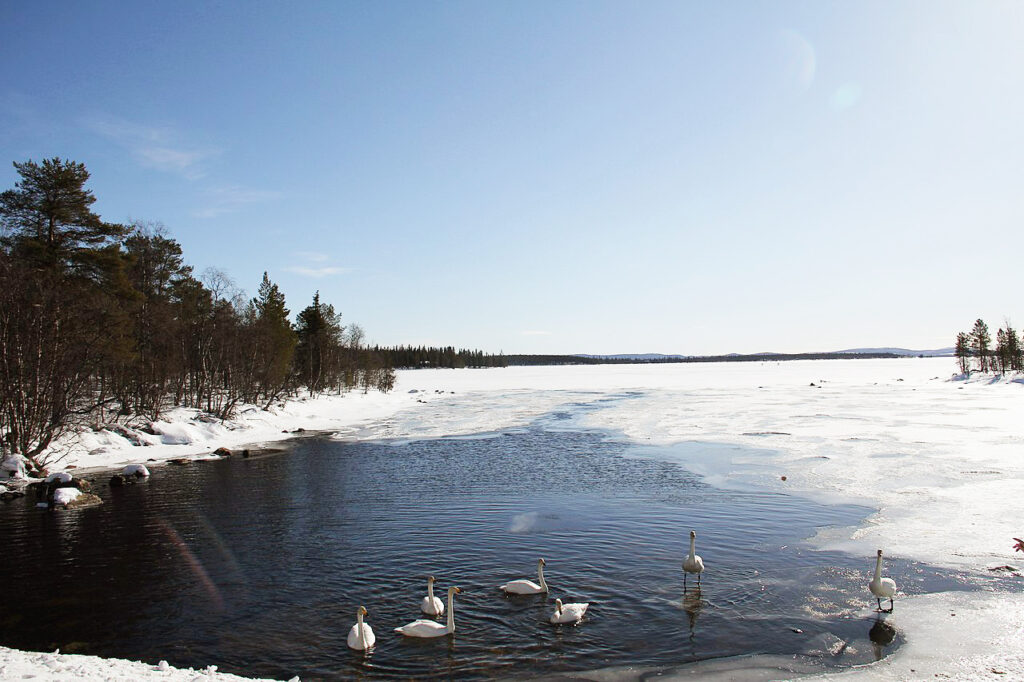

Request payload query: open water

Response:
[0,410,976,680]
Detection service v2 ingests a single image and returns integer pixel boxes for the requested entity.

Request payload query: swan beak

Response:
[454,587,463,594]
[540,558,546,565]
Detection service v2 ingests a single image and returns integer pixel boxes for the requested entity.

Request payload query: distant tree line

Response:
[505,352,902,366]
[954,319,1023,374]
[375,346,507,369]
[0,158,394,468]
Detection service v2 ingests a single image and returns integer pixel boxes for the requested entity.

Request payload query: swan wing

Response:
[347,623,375,650]
[395,619,449,637]
[420,595,445,616]
[683,555,704,573]
[550,602,589,624]
[500,579,543,594]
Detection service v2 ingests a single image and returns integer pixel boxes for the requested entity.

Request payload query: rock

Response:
[168,458,191,466]
[1,454,28,480]
[73,478,92,492]
[213,447,232,457]
[0,489,25,501]
[45,472,73,484]
[242,449,251,458]
[52,487,82,507]
[109,474,130,487]
[122,464,150,478]
[408,389,419,394]
[103,424,151,446]
[64,492,103,509]
[293,427,305,433]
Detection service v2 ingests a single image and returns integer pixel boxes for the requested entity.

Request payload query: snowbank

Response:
[0,646,295,681]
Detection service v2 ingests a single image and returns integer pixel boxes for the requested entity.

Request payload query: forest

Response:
[954,319,1023,374]
[0,158,397,467]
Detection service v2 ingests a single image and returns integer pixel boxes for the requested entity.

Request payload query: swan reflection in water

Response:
[868,616,897,661]
[681,585,705,639]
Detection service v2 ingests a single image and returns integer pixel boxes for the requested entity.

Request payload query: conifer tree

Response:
[971,319,991,372]
[954,332,971,374]
[295,291,344,395]
[247,272,296,405]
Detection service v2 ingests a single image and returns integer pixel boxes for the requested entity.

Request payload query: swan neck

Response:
[357,611,365,648]
[873,554,883,581]
[688,535,696,558]
[539,563,547,591]
[427,581,435,602]
[446,591,455,633]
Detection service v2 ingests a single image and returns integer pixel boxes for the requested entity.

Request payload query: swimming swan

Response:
[869,549,897,612]
[549,598,589,625]
[346,606,375,650]
[420,575,444,616]
[683,530,704,586]
[500,558,548,595]
[395,586,462,637]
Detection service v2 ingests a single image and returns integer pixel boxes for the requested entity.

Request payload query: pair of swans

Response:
[347,578,462,649]
[395,583,462,637]
[500,558,589,625]
[684,530,897,613]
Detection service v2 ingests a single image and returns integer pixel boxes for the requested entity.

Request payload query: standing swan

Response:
[549,598,589,625]
[395,586,462,637]
[869,549,897,612]
[420,575,444,616]
[346,606,375,651]
[500,558,548,595]
[683,530,705,586]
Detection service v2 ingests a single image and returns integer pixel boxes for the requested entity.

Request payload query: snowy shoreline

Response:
[3,358,1023,680]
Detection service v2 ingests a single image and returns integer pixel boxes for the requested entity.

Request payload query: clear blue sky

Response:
[2,1,1022,354]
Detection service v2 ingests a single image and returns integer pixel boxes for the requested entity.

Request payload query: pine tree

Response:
[295,291,344,395]
[247,272,296,405]
[0,159,134,465]
[971,319,991,372]
[0,158,129,278]
[954,332,971,374]
[1004,323,1023,373]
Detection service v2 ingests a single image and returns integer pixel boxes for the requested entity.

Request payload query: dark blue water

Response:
[0,424,978,680]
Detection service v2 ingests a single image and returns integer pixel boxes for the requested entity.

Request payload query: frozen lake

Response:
[3,358,1023,680]
[0,410,989,680]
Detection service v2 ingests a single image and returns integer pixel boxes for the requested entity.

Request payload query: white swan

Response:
[346,606,375,650]
[395,586,462,637]
[683,530,704,586]
[549,598,588,625]
[420,575,444,616]
[500,558,548,595]
[869,549,897,612]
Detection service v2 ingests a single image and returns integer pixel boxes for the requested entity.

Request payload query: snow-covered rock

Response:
[52,487,82,506]
[2,454,28,479]
[45,471,73,484]
[122,464,150,478]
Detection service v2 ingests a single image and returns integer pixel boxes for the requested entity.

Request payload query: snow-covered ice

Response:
[5,357,1023,680]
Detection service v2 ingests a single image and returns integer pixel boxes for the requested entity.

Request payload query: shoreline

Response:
[2,360,1023,680]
